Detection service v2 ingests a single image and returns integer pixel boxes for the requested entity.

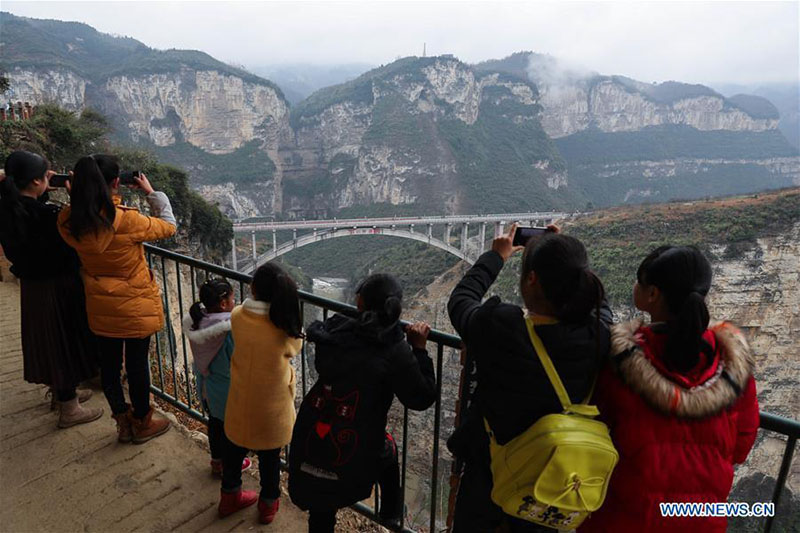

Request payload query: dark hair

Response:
[636,246,713,373]
[1,151,49,244]
[189,278,234,329]
[355,273,403,328]
[91,154,120,184]
[251,263,303,338]
[522,234,605,323]
[66,156,116,240]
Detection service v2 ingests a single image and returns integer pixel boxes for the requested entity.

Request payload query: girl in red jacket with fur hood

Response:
[581,246,759,533]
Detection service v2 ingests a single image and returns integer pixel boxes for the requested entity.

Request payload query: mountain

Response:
[3,16,798,218]
[714,82,800,151]
[475,53,799,207]
[247,63,374,105]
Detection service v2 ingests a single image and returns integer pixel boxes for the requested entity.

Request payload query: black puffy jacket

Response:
[289,313,436,511]
[446,250,612,530]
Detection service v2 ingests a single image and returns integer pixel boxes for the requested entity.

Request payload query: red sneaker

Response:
[258,498,280,524]
[218,489,258,518]
[211,458,252,477]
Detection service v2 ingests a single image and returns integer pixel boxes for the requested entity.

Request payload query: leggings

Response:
[222,443,281,501]
[96,336,152,419]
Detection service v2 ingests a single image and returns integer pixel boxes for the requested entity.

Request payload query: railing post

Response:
[460,223,468,253]
[764,436,797,533]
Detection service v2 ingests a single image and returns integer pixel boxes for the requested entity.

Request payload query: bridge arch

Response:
[244,227,473,274]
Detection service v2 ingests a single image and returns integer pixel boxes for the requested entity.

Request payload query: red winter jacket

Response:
[580,320,759,533]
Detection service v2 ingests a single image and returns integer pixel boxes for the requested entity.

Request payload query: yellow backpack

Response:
[484,317,618,530]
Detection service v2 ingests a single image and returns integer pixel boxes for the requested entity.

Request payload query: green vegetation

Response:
[556,125,798,165]
[155,140,276,186]
[439,93,578,213]
[290,56,444,128]
[0,12,283,94]
[0,104,109,169]
[279,235,458,297]
[727,94,781,119]
[0,103,232,261]
[491,189,800,309]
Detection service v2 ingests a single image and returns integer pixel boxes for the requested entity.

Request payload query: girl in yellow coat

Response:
[220,263,303,524]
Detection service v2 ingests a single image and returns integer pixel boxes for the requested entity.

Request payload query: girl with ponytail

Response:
[0,151,101,429]
[57,154,177,445]
[447,224,613,532]
[219,263,304,523]
[581,246,759,533]
[182,278,251,478]
[288,273,436,532]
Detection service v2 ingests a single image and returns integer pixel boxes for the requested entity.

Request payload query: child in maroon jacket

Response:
[581,246,759,533]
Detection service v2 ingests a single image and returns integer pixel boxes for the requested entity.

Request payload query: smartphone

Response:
[49,173,70,188]
[119,170,140,185]
[512,226,548,247]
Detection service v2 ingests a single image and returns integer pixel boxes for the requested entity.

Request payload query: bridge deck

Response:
[0,281,309,533]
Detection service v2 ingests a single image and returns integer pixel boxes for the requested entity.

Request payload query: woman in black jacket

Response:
[0,151,101,428]
[447,225,612,532]
[289,273,436,532]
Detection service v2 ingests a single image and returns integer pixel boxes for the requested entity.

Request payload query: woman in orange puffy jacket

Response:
[580,246,759,533]
[58,155,176,444]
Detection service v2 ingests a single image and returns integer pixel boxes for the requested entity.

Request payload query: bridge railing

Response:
[143,244,798,533]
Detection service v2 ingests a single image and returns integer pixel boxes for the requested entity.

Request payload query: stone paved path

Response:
[0,281,310,532]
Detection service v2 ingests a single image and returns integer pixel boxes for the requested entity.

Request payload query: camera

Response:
[119,170,140,185]
[512,226,548,247]
[49,174,70,188]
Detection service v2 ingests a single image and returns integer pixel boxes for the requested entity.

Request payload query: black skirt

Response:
[19,274,99,389]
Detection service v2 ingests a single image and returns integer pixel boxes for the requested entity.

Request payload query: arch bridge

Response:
[231,212,567,273]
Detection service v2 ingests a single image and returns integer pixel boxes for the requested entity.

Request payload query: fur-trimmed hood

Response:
[182,312,232,376]
[610,319,755,419]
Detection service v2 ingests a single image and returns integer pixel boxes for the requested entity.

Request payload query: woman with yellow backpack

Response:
[447,224,614,532]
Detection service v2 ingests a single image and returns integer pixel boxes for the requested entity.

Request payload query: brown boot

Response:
[58,397,103,428]
[112,409,133,443]
[130,407,170,444]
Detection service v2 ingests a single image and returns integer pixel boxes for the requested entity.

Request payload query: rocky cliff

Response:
[278,57,571,218]
[539,78,778,139]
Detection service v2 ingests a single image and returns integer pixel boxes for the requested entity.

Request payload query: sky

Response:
[2,1,799,86]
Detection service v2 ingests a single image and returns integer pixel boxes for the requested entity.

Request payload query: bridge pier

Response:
[272,230,277,252]
[410,224,414,234]
[494,221,505,238]
[445,223,451,246]
[251,231,257,261]
[461,223,468,253]
[231,238,238,270]
[427,223,433,242]
[480,223,486,253]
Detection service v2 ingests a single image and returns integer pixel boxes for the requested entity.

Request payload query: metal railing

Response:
[143,244,798,533]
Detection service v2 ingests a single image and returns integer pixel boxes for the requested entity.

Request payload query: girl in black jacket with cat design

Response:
[289,273,436,532]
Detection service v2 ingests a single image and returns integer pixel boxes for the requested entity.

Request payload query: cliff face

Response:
[8,67,291,155]
[277,57,569,217]
[540,80,778,138]
[102,70,290,154]
[6,68,88,112]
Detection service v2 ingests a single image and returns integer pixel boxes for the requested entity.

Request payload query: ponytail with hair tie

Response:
[636,246,713,373]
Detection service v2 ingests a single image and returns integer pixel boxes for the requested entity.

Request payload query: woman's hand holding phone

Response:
[131,173,155,195]
[492,223,525,262]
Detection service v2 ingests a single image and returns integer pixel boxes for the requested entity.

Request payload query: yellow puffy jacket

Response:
[225,298,303,450]
[57,193,176,339]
